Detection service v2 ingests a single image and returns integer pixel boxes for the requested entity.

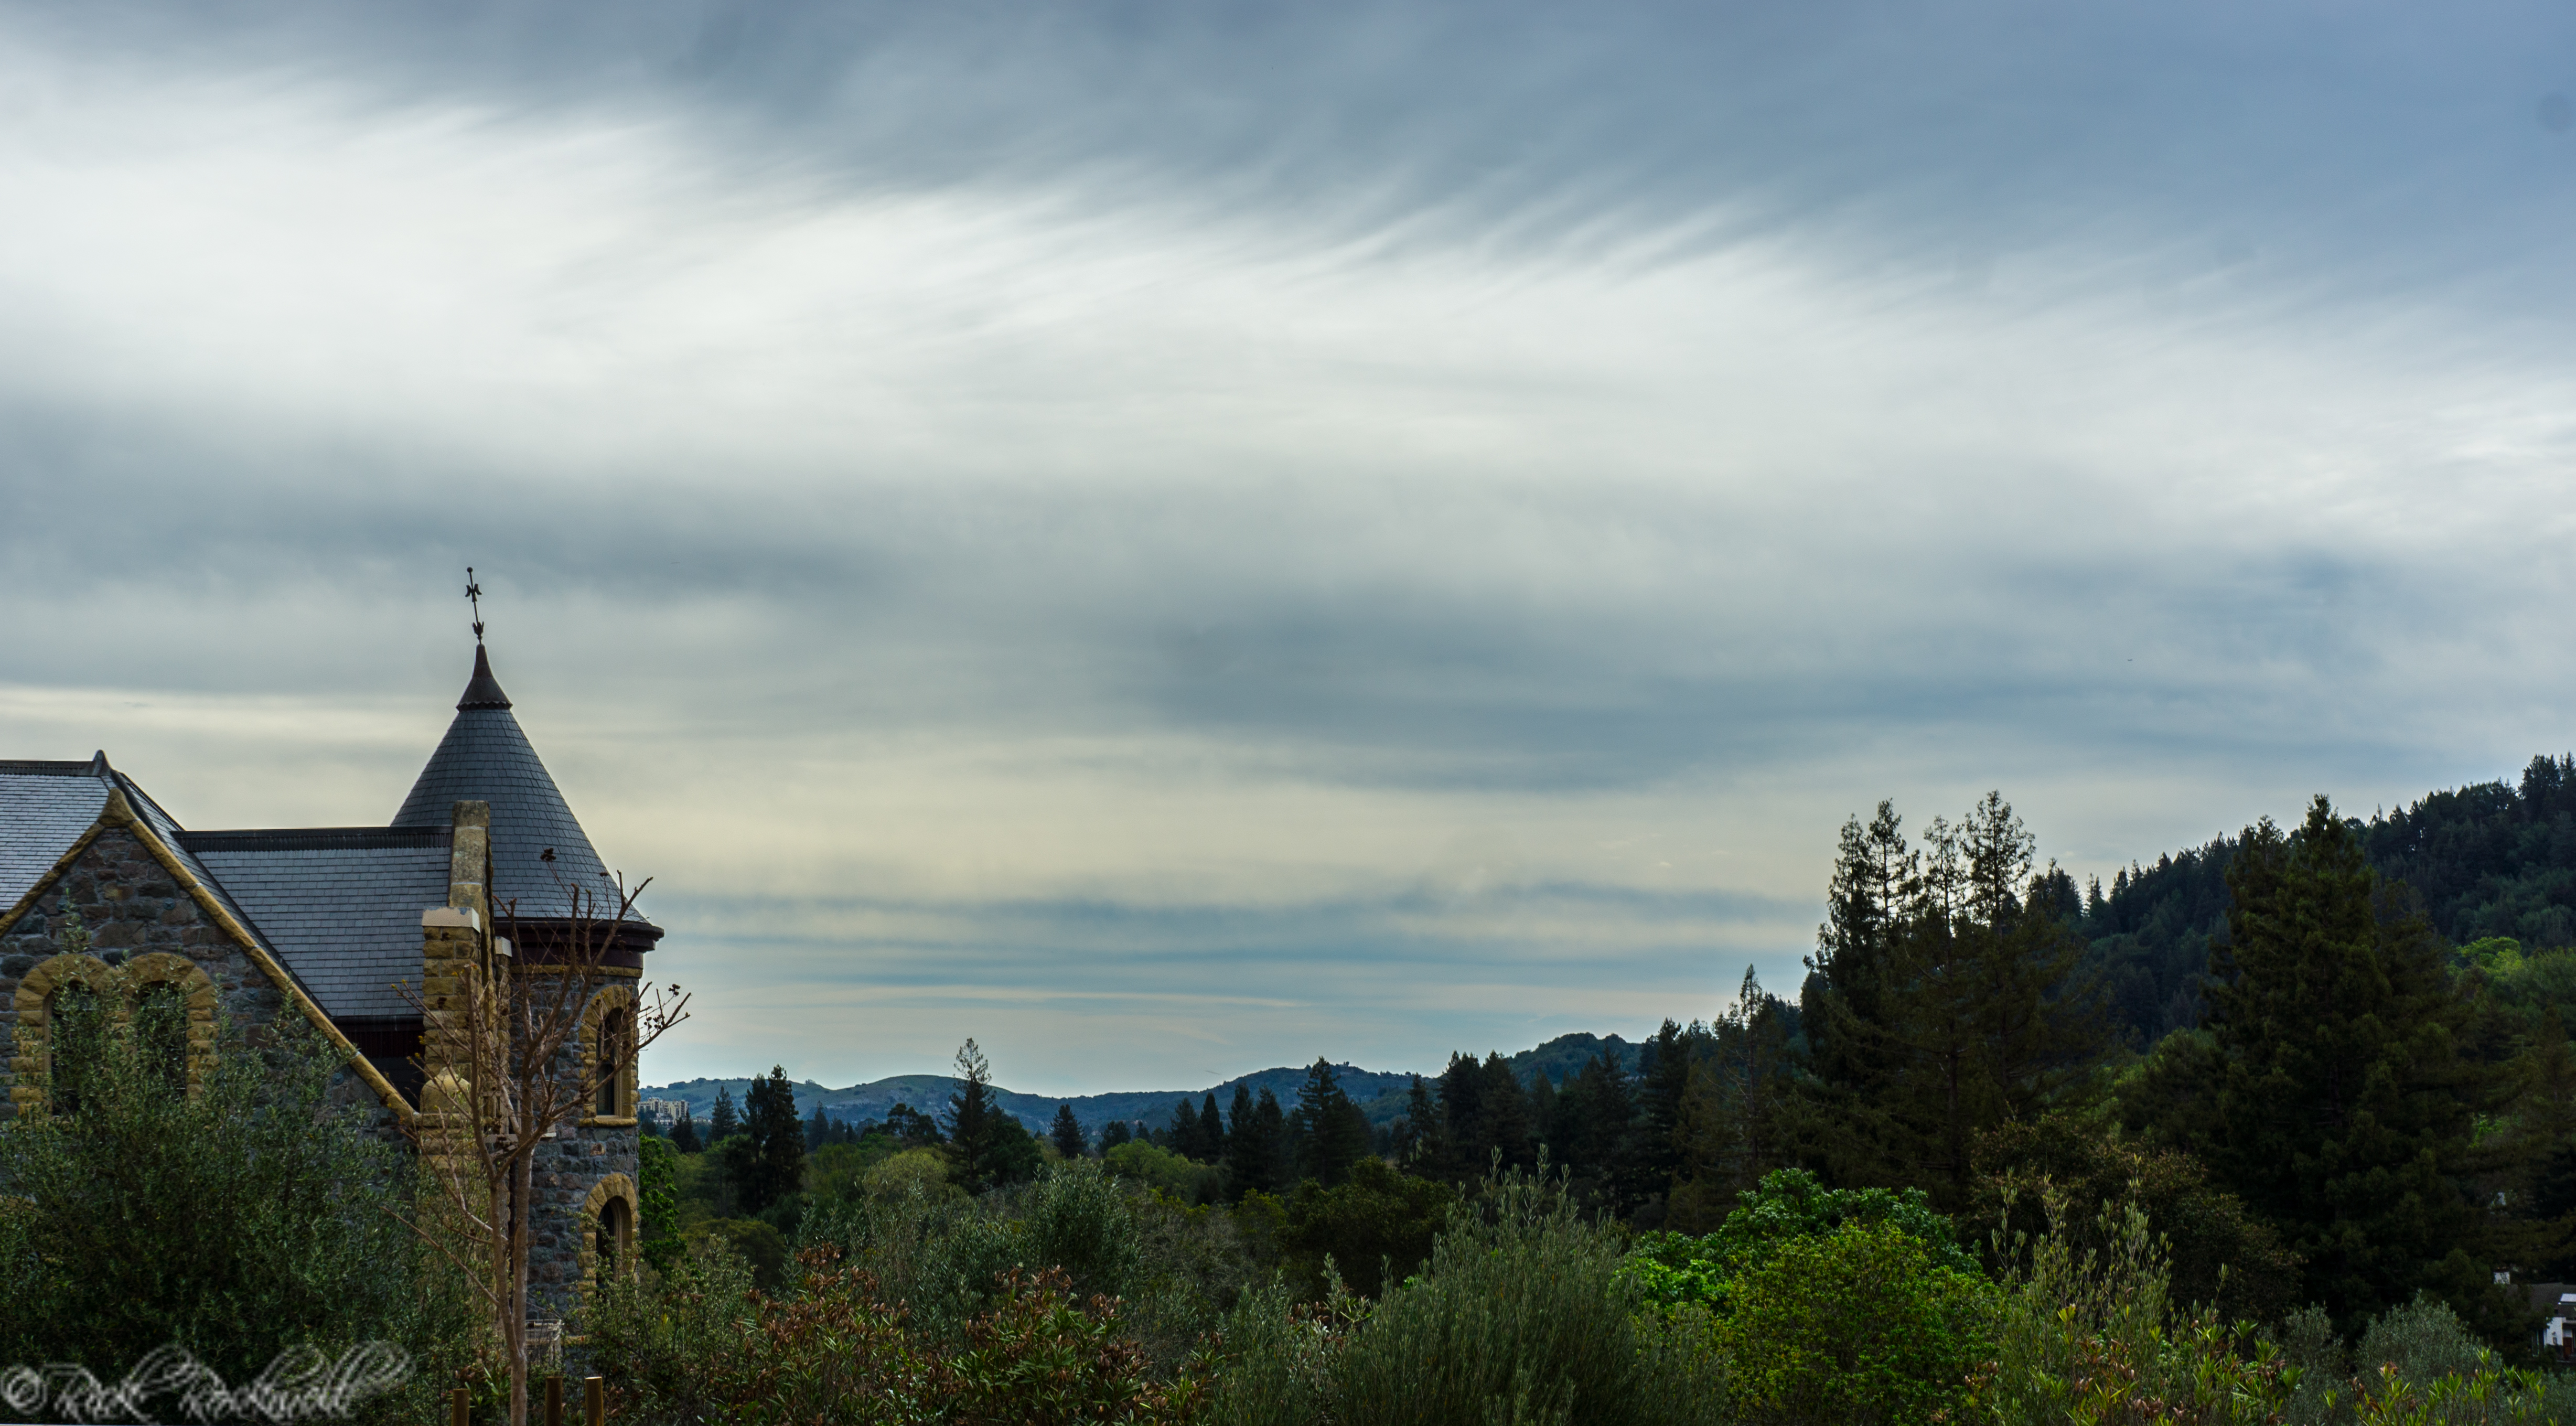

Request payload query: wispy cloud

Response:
[0,1,2569,1086]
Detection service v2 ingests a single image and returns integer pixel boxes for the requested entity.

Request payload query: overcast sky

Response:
[3,1,2572,1095]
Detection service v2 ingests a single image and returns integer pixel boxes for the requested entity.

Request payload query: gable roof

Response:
[0,757,279,969]
[392,646,647,927]
[0,758,415,1121]
[0,759,111,911]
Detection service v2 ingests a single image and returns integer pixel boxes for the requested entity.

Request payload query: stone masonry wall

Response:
[524,980,641,1322]
[0,829,288,1122]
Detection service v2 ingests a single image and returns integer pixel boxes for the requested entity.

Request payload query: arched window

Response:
[597,1196,631,1280]
[48,983,104,1116]
[133,983,188,1095]
[595,1006,631,1119]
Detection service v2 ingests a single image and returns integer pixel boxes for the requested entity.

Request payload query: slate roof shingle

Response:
[186,828,453,1021]
[0,761,109,913]
[391,648,647,927]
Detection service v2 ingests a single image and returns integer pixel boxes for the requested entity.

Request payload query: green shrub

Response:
[798,1177,1028,1330]
[585,1241,1197,1424]
[1625,1166,1974,1313]
[636,1132,684,1274]
[1206,1164,1725,1426]
[1713,1220,1994,1426]
[0,1004,474,1425]
[1274,1156,1456,1297]
[1015,1156,1144,1303]
[1107,1140,1225,1204]
[695,1216,791,1292]
[2282,1295,2575,1426]
[1985,1184,2295,1426]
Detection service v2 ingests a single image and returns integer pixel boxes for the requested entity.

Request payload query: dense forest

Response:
[647,754,2576,1354]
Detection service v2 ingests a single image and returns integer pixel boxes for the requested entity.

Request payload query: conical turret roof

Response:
[394,646,641,924]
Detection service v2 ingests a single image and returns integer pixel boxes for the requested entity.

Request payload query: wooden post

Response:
[449,1386,468,1426]
[585,1375,604,1426]
[544,1377,563,1426]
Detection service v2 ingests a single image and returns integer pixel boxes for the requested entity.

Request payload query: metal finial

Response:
[465,566,486,644]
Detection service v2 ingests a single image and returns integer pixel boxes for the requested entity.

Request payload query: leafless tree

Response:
[397,866,687,1426]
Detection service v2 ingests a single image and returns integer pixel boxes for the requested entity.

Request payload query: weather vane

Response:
[465,567,485,645]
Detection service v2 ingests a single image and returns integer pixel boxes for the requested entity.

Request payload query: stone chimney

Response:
[418,800,492,1171]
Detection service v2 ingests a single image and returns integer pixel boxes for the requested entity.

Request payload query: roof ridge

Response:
[181,826,454,852]
[0,760,106,776]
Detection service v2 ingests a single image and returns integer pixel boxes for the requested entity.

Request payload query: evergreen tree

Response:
[1050,1102,1087,1159]
[1171,1098,1204,1159]
[1291,1058,1370,1186]
[671,1106,701,1154]
[882,1101,942,1147]
[709,1085,739,1143]
[2160,798,2513,1335]
[1477,1052,1535,1172]
[1668,968,1797,1230]
[1528,1070,1560,1148]
[1634,1019,1700,1196]
[1556,1050,1638,1207]
[1800,793,2103,1206]
[733,1065,806,1215]
[1396,1074,1444,1168]
[1227,1086,1290,1198]
[1435,1053,1485,1179]
[943,1038,1006,1193]
[806,1101,832,1152]
[1099,1119,1133,1151]
[1199,1092,1227,1160]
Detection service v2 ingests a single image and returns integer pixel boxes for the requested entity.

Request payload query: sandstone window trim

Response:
[581,985,639,1126]
[120,952,221,1091]
[578,1172,640,1289]
[7,952,218,1117]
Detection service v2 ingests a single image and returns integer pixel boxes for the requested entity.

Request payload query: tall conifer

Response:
[2191,798,2510,1334]
[1049,1102,1087,1159]
[1293,1058,1368,1186]
[943,1038,1005,1194]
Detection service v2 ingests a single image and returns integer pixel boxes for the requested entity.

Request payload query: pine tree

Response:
[1435,1053,1485,1180]
[1397,1074,1444,1168]
[1050,1102,1087,1159]
[1292,1058,1368,1186]
[671,1107,701,1154]
[709,1085,739,1143]
[1171,1098,1204,1159]
[806,1101,831,1152]
[1099,1119,1132,1151]
[1799,793,2102,1206]
[733,1065,806,1215]
[1635,1019,1701,1196]
[1227,1086,1289,1197]
[1558,1052,1637,1204]
[1528,1070,1560,1148]
[2188,798,2511,1334]
[1477,1053,1534,1171]
[1199,1092,1227,1160]
[943,1038,1004,1194]
[1668,968,1796,1230]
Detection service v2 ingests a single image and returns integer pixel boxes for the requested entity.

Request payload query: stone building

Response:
[0,644,660,1314]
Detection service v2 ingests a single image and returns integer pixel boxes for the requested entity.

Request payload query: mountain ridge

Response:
[643,1032,1646,1136]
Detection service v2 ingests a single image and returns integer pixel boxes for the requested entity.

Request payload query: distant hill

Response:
[2078,752,2576,1048]
[644,1032,1650,1138]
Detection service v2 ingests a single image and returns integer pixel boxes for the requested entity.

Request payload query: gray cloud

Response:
[0,0,2569,1084]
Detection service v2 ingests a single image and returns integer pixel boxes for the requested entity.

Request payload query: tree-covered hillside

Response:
[2080,753,2576,1047]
